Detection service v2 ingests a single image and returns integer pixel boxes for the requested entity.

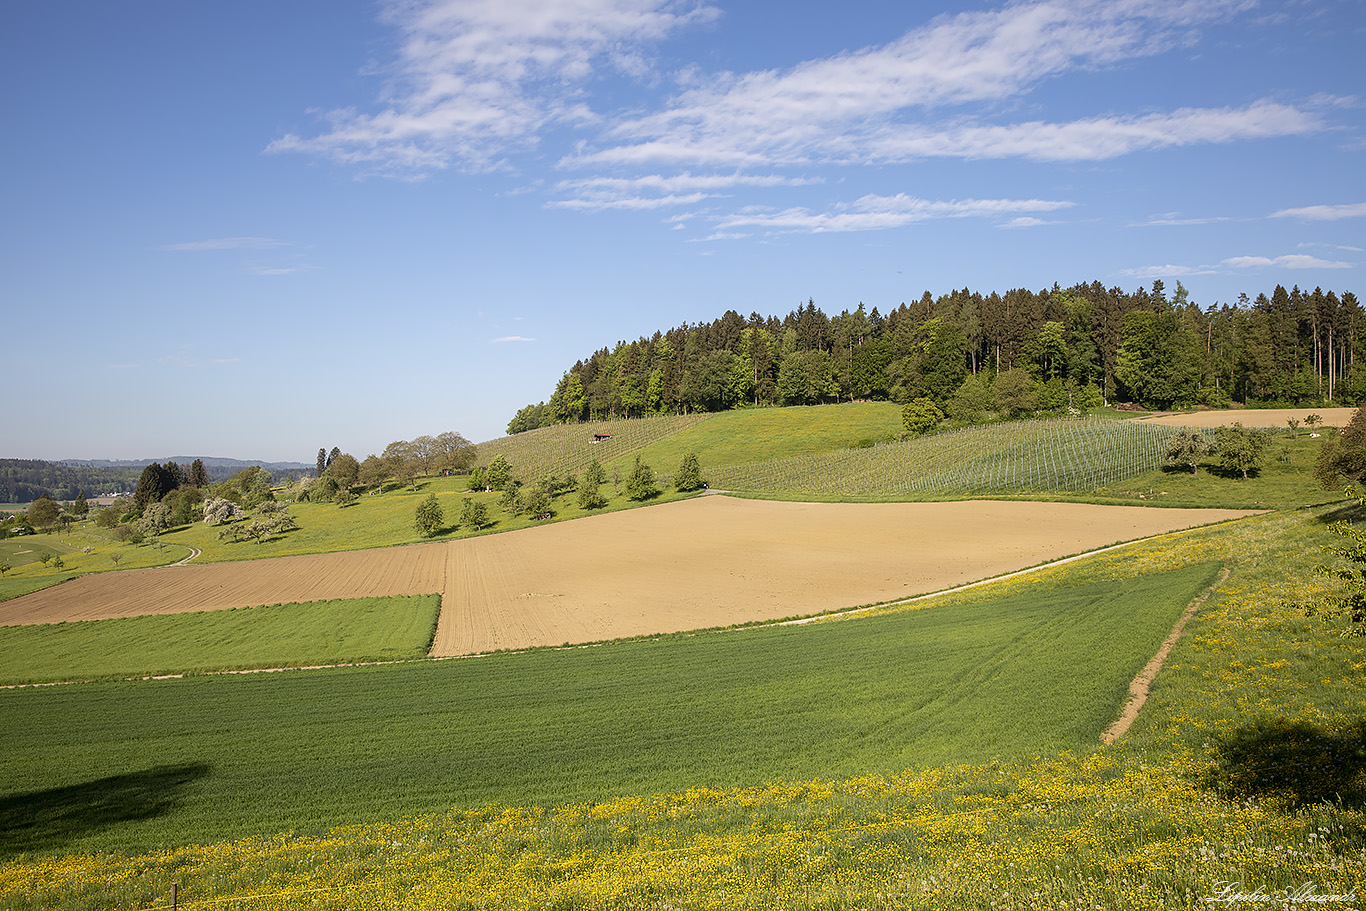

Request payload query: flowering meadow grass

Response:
[4,506,1366,909]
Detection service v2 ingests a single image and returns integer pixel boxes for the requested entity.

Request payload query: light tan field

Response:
[1132,407,1355,428]
[2,497,1257,656]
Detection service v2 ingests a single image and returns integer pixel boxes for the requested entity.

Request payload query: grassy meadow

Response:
[3,505,1366,909]
[3,403,1365,910]
[0,562,1217,853]
[0,595,440,684]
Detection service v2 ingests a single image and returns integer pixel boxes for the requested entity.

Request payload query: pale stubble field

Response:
[2,496,1257,655]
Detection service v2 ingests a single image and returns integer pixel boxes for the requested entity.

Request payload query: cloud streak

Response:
[1271,202,1366,221]
[160,237,290,251]
[712,193,1074,234]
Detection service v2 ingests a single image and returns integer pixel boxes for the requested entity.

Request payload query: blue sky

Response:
[4,0,1363,462]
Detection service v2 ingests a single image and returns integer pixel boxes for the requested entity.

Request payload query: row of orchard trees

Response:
[508,281,1361,432]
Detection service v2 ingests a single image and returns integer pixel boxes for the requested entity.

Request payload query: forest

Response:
[508,280,1361,434]
[0,461,141,504]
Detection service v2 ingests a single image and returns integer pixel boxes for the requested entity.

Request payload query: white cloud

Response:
[1270,202,1366,221]
[549,171,820,210]
[268,0,718,175]
[1135,213,1234,226]
[1118,264,1221,278]
[1122,252,1355,278]
[713,193,1073,234]
[160,237,289,251]
[492,335,537,343]
[570,0,1295,169]
[1222,254,1352,269]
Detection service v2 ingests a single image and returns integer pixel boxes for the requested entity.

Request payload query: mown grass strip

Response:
[0,595,441,684]
[0,563,1217,855]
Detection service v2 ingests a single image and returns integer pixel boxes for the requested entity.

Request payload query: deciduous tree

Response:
[26,495,59,531]
[414,493,444,537]
[1214,423,1268,479]
[1165,429,1211,475]
[486,455,512,491]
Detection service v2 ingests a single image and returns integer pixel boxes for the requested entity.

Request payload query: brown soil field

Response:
[1132,406,1355,428]
[0,544,449,625]
[1,498,1257,656]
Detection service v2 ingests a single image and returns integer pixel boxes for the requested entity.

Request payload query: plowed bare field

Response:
[0,544,449,625]
[1133,407,1354,427]
[2,498,1256,655]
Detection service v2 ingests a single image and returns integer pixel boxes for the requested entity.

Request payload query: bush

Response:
[901,398,943,435]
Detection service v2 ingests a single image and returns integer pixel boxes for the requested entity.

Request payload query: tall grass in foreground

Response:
[711,417,1180,497]
[3,507,1362,909]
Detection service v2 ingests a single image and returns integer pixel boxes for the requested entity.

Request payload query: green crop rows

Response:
[710,417,1180,496]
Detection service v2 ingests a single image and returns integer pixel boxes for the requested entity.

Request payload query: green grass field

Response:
[4,404,1364,909]
[0,595,440,684]
[0,562,1218,856]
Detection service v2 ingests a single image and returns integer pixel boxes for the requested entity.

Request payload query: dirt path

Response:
[1100,564,1231,745]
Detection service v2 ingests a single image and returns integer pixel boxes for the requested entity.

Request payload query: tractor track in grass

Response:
[1100,564,1231,745]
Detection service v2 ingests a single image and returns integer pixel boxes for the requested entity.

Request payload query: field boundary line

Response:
[1100,563,1231,745]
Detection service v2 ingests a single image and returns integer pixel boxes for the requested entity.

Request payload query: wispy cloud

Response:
[159,237,290,252]
[492,335,536,343]
[1118,264,1223,278]
[549,171,820,210]
[711,193,1074,234]
[1134,213,1235,226]
[1122,252,1355,278]
[1222,253,1352,269]
[267,0,719,176]
[568,0,1305,169]
[1271,202,1366,221]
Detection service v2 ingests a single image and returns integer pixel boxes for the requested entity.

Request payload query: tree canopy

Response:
[508,282,1361,432]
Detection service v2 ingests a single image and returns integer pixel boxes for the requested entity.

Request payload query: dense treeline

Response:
[509,281,1361,433]
[0,460,141,503]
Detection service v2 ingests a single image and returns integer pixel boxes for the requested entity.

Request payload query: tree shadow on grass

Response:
[1206,718,1366,809]
[0,762,211,857]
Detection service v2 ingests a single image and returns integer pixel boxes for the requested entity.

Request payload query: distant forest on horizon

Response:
[508,280,1361,434]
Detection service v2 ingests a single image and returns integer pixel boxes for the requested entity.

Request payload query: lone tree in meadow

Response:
[1214,423,1268,480]
[674,452,705,492]
[1165,429,1211,475]
[625,456,658,501]
[578,458,608,510]
[458,498,490,530]
[414,493,444,537]
[486,455,513,491]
